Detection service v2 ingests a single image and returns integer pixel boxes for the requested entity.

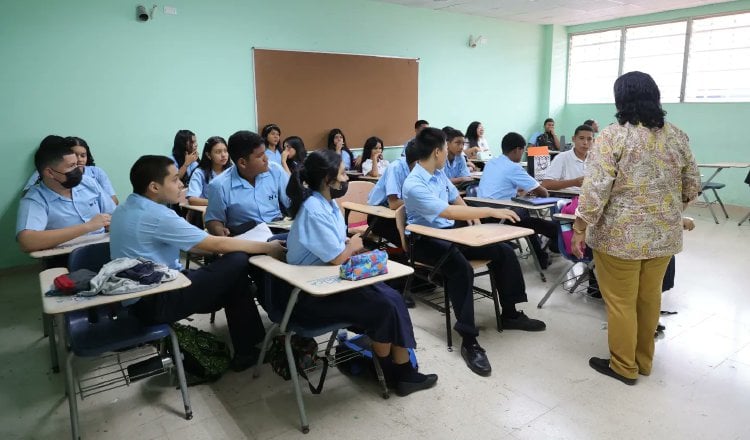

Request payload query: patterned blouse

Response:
[576,122,701,260]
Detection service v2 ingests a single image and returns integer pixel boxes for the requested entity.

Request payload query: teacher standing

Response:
[571,71,701,385]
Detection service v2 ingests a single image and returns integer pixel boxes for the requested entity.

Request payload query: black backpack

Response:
[267,334,328,394]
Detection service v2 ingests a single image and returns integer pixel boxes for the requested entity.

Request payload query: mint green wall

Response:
[0,0,546,269]
[555,1,750,207]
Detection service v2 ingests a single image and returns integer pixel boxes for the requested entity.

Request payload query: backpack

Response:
[267,334,328,394]
[169,323,231,385]
[335,334,418,377]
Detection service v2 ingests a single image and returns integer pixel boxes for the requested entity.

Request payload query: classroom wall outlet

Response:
[164,6,177,15]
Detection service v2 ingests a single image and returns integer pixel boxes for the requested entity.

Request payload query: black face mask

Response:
[51,167,83,189]
[330,180,349,199]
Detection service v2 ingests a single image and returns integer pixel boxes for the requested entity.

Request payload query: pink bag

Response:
[560,197,578,256]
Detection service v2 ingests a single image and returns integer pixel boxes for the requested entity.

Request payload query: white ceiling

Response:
[371,0,734,25]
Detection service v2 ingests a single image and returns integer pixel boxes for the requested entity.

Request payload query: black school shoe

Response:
[396,373,439,397]
[460,342,492,377]
[501,311,547,331]
[588,357,636,385]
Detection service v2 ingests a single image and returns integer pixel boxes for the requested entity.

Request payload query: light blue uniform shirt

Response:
[24,166,116,197]
[287,192,346,266]
[205,162,290,226]
[264,148,282,165]
[402,163,458,229]
[170,155,198,178]
[477,155,539,200]
[110,194,208,270]
[443,154,471,179]
[16,174,115,236]
[187,167,224,199]
[367,158,410,206]
[341,150,354,171]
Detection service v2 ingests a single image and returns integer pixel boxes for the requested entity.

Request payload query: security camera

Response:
[136,5,149,21]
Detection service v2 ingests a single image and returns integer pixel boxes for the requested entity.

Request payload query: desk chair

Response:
[537,207,597,308]
[394,206,501,350]
[63,243,192,439]
[739,171,750,226]
[700,181,729,224]
[338,180,375,235]
[252,258,390,434]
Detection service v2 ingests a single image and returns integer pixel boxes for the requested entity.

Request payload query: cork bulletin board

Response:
[253,48,418,149]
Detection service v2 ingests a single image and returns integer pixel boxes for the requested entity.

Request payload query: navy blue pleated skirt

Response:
[264,275,416,349]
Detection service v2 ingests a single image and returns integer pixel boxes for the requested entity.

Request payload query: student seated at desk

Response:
[205,130,290,236]
[464,121,491,162]
[327,128,357,171]
[23,136,118,205]
[16,135,115,253]
[187,136,232,206]
[366,141,418,246]
[442,127,474,188]
[280,135,307,175]
[284,149,438,396]
[535,118,561,151]
[403,128,546,377]
[541,125,593,192]
[401,119,429,157]
[358,136,389,178]
[111,155,286,371]
[477,132,559,268]
[261,123,283,166]
[171,129,199,183]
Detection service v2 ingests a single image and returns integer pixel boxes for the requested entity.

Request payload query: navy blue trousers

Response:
[411,235,528,338]
[133,252,265,356]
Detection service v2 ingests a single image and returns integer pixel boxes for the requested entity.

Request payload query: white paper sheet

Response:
[235,223,273,242]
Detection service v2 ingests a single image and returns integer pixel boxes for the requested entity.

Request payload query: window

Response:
[567,30,622,104]
[623,22,687,103]
[685,12,750,102]
[567,10,750,104]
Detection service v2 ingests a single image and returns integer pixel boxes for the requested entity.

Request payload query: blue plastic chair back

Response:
[66,243,170,357]
[68,242,110,273]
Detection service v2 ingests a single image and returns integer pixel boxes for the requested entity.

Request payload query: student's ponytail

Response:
[287,165,311,219]
[286,150,343,219]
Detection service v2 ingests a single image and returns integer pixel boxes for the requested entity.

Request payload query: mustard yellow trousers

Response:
[593,250,672,379]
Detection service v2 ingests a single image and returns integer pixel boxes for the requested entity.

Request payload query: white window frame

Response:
[566,10,750,104]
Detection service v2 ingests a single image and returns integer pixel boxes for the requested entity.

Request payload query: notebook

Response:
[511,196,563,206]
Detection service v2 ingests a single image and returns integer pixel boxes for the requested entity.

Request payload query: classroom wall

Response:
[0,0,546,269]
[553,1,750,207]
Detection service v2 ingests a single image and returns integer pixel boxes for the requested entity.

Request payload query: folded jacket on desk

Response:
[116,261,165,285]
[78,257,178,297]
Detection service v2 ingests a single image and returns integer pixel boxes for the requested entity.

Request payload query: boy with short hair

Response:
[16,135,115,254]
[478,132,559,268]
[205,130,290,236]
[110,155,286,371]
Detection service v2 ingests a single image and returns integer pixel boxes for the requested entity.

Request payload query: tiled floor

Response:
[1,206,749,440]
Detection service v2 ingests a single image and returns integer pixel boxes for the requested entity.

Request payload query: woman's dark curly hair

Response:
[614,71,666,129]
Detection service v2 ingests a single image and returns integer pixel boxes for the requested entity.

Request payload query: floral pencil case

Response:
[339,250,388,281]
